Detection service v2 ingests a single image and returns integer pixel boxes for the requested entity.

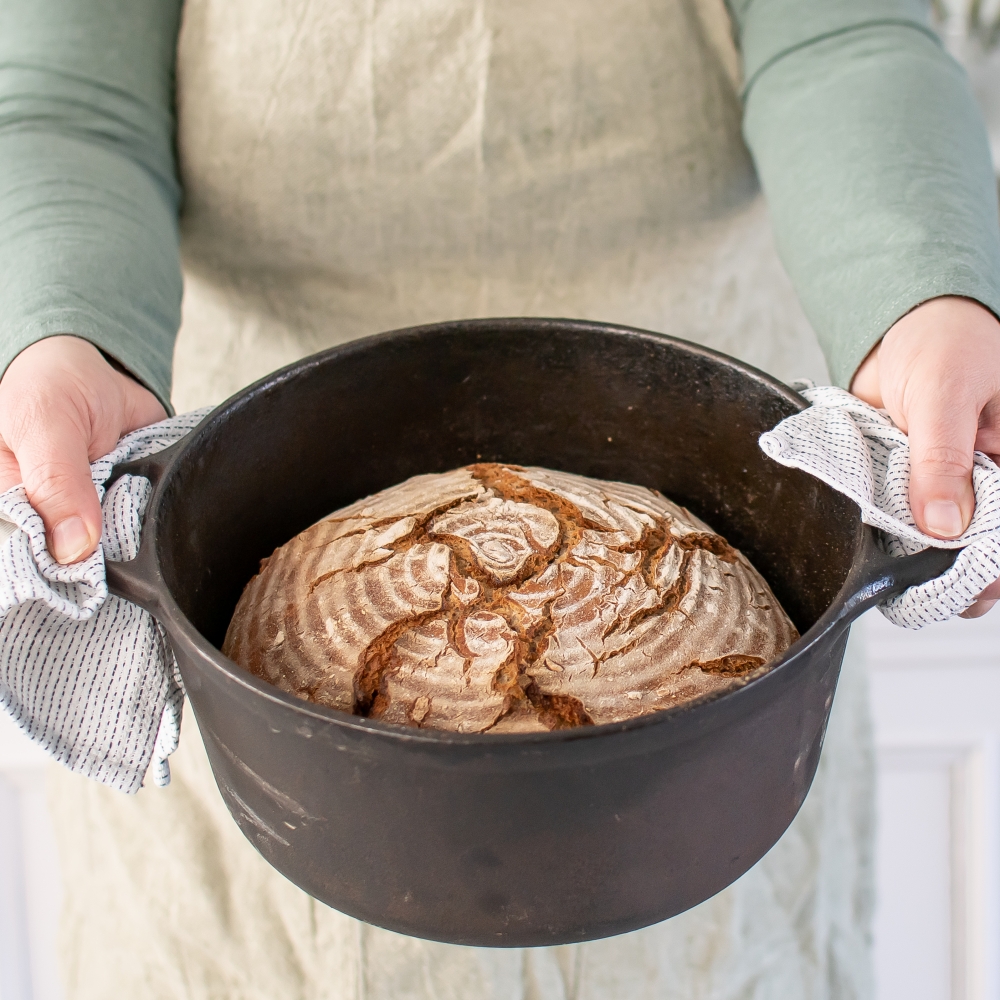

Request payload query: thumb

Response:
[14,409,102,564]
[906,393,978,540]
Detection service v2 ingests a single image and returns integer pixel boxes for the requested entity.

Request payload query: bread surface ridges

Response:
[223,464,798,732]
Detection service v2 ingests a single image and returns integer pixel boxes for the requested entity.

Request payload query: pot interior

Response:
[154,320,859,652]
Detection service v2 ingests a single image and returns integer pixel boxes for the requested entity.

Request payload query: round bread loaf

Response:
[223,464,798,732]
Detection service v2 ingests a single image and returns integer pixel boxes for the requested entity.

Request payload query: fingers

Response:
[12,402,102,563]
[848,342,882,409]
[0,338,168,564]
[905,392,978,539]
[958,571,1000,618]
[867,299,1000,541]
[0,445,22,495]
[961,600,997,619]
[0,337,122,564]
[119,370,167,433]
[974,400,1000,460]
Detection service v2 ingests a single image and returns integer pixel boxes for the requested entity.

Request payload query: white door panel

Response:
[0,715,62,1000]
[865,609,1000,1000]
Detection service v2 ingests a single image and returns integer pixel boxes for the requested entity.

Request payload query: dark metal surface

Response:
[106,318,959,947]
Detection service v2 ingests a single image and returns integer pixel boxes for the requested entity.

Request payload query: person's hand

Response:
[851,296,1000,618]
[0,336,167,564]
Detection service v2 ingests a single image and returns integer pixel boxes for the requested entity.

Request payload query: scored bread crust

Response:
[223,464,798,732]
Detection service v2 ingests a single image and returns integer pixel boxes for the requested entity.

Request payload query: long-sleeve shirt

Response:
[1,0,999,410]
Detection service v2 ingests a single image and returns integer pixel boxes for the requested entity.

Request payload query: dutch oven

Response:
[105,318,956,947]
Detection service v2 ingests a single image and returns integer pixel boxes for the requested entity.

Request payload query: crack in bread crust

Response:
[223,465,798,732]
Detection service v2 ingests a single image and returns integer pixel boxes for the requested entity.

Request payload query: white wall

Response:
[0,717,62,1000]
[865,610,1000,1000]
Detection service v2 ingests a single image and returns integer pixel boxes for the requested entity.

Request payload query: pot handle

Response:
[833,539,961,629]
[102,441,183,615]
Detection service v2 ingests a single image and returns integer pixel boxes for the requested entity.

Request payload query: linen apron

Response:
[49,1,874,996]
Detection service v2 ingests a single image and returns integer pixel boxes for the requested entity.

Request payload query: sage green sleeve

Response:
[0,1,184,411]
[730,0,1000,387]
[2,3,999,401]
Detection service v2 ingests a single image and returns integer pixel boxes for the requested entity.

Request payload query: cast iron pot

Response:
[106,318,956,947]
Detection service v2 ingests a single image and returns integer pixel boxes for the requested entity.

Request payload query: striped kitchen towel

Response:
[760,383,1000,628]
[0,409,210,792]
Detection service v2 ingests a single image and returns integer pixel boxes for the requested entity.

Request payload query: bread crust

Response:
[223,464,798,732]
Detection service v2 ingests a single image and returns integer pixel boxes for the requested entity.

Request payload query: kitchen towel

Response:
[0,408,210,792]
[759,382,1000,628]
[1,389,998,792]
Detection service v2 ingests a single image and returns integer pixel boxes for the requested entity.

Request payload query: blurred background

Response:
[1,4,1000,998]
